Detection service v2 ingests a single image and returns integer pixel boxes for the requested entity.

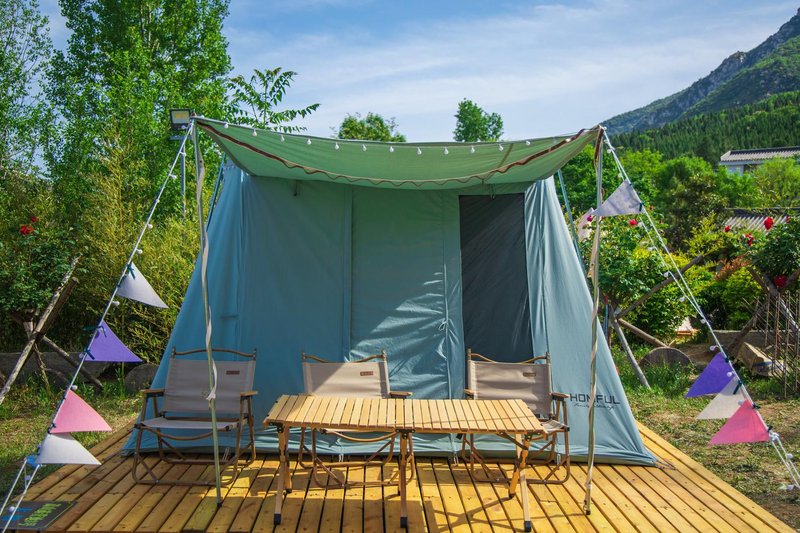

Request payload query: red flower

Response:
[764,216,774,230]
[787,216,792,222]
[586,214,593,222]
[629,219,638,226]
[19,225,33,235]
[774,275,788,288]
[724,225,731,233]
[30,216,38,223]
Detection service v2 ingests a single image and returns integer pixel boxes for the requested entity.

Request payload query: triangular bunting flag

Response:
[117,262,167,308]
[85,320,141,363]
[686,353,733,397]
[710,400,770,445]
[52,391,112,434]
[593,179,644,217]
[36,433,101,465]
[696,378,747,420]
[576,209,594,241]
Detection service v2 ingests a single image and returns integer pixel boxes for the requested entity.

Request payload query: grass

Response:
[0,373,139,493]
[614,345,800,529]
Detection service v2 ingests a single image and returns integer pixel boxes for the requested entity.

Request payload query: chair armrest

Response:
[141,388,165,396]
[240,390,258,397]
[464,388,476,398]
[389,391,413,398]
[551,392,569,400]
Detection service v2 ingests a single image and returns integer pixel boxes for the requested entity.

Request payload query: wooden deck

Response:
[17,423,793,533]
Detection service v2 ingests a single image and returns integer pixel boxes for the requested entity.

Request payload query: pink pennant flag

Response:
[710,400,770,445]
[51,390,111,434]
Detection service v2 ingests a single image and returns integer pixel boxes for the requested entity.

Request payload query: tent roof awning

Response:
[195,117,601,190]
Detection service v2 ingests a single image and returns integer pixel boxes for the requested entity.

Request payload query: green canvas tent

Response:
[124,117,656,466]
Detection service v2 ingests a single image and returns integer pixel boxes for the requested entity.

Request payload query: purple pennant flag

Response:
[686,353,733,398]
[85,320,142,363]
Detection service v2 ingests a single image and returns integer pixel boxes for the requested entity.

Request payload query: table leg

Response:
[398,431,410,529]
[274,425,291,525]
[512,433,533,532]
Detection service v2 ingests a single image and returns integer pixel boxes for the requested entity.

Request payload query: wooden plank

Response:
[272,457,311,533]
[156,465,224,533]
[206,458,266,532]
[296,467,327,532]
[597,464,676,532]
[474,400,498,433]
[229,458,279,533]
[450,461,515,532]
[403,399,414,432]
[110,462,192,532]
[130,464,208,532]
[440,459,492,532]
[565,464,642,533]
[496,463,571,532]
[319,467,346,533]
[252,458,304,533]
[341,465,365,533]
[639,423,794,533]
[416,458,450,533]
[331,397,348,427]
[528,466,601,533]
[362,463,384,533]
[268,395,291,423]
[430,458,473,533]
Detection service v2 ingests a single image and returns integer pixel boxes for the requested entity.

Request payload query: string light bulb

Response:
[307,138,312,145]
[443,147,449,155]
[498,144,504,151]
[335,142,340,150]
[252,129,257,137]
[389,146,395,153]
[525,140,531,146]
[136,248,143,255]
[223,122,229,129]
[470,146,475,154]
[280,134,285,142]
[111,300,120,307]
[416,147,422,155]
[362,144,367,152]
[147,223,153,229]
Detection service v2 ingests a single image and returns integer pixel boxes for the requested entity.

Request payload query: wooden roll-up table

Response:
[264,394,544,531]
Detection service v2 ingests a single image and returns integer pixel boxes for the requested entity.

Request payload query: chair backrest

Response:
[302,352,390,398]
[466,350,552,417]
[163,348,256,414]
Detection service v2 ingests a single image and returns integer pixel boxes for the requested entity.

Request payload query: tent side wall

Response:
[124,162,655,465]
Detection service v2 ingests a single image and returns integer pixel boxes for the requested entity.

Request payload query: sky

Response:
[42,0,798,141]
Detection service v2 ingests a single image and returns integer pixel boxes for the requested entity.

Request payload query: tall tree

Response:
[0,0,53,175]
[229,68,319,132]
[336,112,406,142]
[753,157,800,208]
[48,0,233,221]
[453,98,503,142]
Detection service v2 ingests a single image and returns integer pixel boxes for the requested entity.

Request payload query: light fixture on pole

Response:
[169,109,193,216]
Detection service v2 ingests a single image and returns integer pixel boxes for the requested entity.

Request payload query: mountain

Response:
[611,91,800,160]
[605,9,800,134]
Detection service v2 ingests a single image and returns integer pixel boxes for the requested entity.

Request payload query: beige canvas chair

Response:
[132,347,257,485]
[462,349,570,485]
[299,350,412,488]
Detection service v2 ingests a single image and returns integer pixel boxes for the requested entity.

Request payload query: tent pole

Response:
[193,121,222,505]
[583,128,605,514]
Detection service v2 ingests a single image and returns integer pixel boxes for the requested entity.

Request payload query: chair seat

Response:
[141,417,239,431]
[541,419,568,434]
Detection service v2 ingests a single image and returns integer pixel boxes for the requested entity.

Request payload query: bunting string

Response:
[0,124,194,532]
[600,131,799,490]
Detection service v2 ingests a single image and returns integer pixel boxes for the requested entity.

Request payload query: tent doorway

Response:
[459,194,533,361]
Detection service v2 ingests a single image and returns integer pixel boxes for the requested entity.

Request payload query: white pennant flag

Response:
[593,179,643,217]
[696,378,747,420]
[117,262,167,308]
[36,433,101,465]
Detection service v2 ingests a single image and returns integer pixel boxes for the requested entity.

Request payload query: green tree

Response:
[653,157,728,248]
[0,0,53,175]
[229,67,319,132]
[336,112,406,142]
[753,157,800,208]
[453,99,503,142]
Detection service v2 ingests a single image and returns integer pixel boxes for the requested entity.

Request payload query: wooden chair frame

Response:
[298,351,414,489]
[132,347,257,486]
[461,349,570,486]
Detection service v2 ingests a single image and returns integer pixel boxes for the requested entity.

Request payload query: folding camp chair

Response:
[299,350,413,488]
[461,349,570,485]
[132,347,257,485]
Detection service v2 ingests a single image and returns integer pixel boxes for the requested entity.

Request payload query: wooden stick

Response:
[615,254,703,320]
[39,336,104,390]
[610,311,650,388]
[617,318,668,348]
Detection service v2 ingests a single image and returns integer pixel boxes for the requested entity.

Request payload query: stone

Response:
[639,347,692,367]
[124,364,158,393]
